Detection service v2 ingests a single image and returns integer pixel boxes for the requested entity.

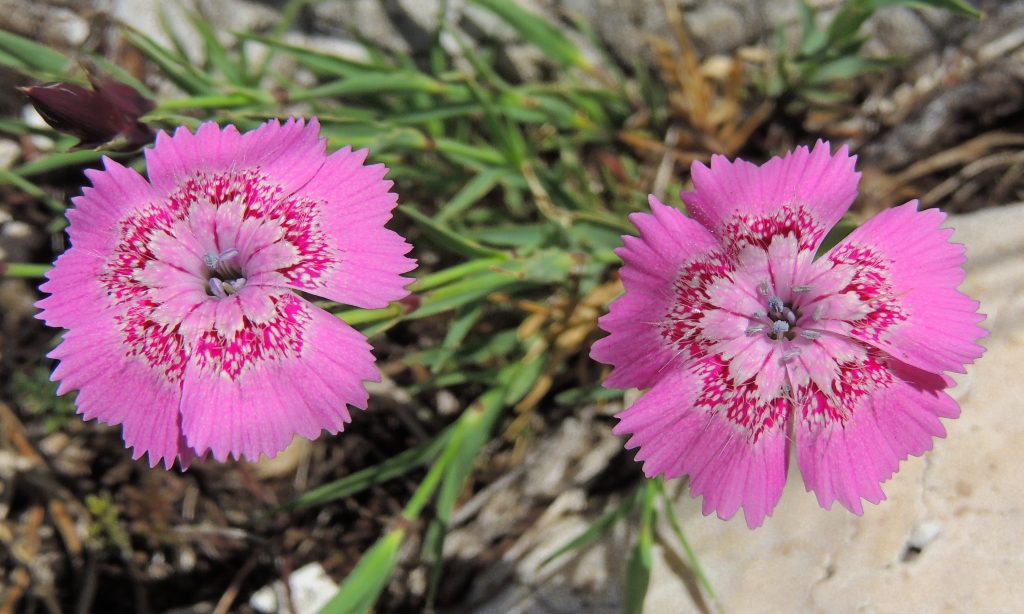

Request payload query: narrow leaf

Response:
[400,205,506,258]
[0,30,71,74]
[467,0,587,68]
[319,529,405,614]
[624,481,657,614]
[540,485,642,568]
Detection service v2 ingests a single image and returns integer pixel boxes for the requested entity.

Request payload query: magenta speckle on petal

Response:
[36,118,416,468]
[592,140,986,528]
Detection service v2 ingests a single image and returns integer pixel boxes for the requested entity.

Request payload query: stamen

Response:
[768,296,784,314]
[772,320,790,336]
[753,310,767,320]
[782,347,802,362]
[813,303,826,321]
[746,324,766,335]
[758,280,771,296]
[220,278,247,296]
[204,248,241,271]
[208,278,227,299]
[793,285,812,293]
[801,330,821,340]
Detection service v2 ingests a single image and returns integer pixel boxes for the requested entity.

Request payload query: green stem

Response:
[402,416,470,521]
[3,262,51,278]
[657,479,717,602]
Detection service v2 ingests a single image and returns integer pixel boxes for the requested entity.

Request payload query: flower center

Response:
[203,247,247,298]
[745,280,822,346]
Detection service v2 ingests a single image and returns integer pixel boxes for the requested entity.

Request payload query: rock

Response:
[0,139,20,170]
[248,562,339,614]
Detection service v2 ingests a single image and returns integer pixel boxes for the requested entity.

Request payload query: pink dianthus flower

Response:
[37,118,415,468]
[592,142,986,528]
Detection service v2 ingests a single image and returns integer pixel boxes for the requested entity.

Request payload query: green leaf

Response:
[436,169,505,224]
[0,30,71,75]
[238,32,386,77]
[14,150,108,177]
[84,53,158,98]
[189,13,245,85]
[501,345,548,406]
[805,55,899,85]
[429,305,483,373]
[319,529,405,614]
[624,481,657,614]
[122,27,214,95]
[797,1,828,57]
[400,205,506,259]
[423,388,506,603]
[871,0,983,19]
[411,271,522,320]
[278,433,449,511]
[467,0,588,69]
[0,169,65,212]
[657,480,716,603]
[290,71,447,102]
[2,262,53,278]
[410,257,508,293]
[518,249,576,283]
[155,92,266,110]
[540,485,642,568]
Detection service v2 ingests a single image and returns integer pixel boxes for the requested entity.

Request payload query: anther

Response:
[800,330,821,340]
[782,347,802,362]
[772,320,790,336]
[758,280,771,296]
[813,303,825,322]
[793,285,812,293]
[208,278,227,299]
[753,310,767,320]
[768,296,784,314]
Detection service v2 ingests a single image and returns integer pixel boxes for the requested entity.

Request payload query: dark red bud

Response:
[19,75,155,150]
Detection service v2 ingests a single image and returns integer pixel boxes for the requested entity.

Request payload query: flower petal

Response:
[615,358,790,528]
[826,201,987,375]
[145,118,325,197]
[683,141,859,253]
[35,158,160,327]
[283,146,415,308]
[47,320,189,469]
[591,196,721,389]
[796,358,958,515]
[179,296,378,461]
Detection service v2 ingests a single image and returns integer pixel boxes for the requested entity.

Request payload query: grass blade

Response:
[319,528,405,614]
[467,0,588,69]
[278,432,449,511]
[540,485,642,568]
[400,205,506,258]
[657,480,716,604]
[623,481,657,614]
[0,30,71,75]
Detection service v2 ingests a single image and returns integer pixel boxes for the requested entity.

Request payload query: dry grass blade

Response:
[893,131,1024,186]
